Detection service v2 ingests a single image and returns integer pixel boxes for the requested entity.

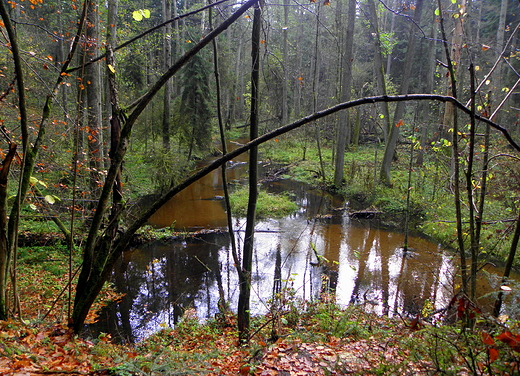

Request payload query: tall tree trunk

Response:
[366,0,391,141]
[238,0,262,344]
[333,0,356,187]
[417,14,438,166]
[0,144,17,319]
[72,0,260,333]
[493,0,508,123]
[85,0,103,198]
[281,0,289,125]
[380,0,424,186]
[441,0,466,140]
[162,0,172,150]
[210,1,241,309]
[0,0,30,319]
[438,0,469,293]
[466,65,478,299]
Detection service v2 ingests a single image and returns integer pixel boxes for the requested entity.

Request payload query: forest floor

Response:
[0,254,518,376]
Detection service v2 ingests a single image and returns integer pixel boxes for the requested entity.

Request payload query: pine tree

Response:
[179,54,213,160]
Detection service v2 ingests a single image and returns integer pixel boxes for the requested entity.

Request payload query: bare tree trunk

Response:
[334,0,356,187]
[238,0,262,344]
[0,144,17,319]
[493,0,508,123]
[366,0,391,141]
[210,1,241,310]
[417,15,438,166]
[281,0,289,126]
[380,0,424,186]
[162,0,172,150]
[437,0,469,293]
[85,0,103,198]
[441,0,466,140]
[0,0,29,320]
[72,0,260,333]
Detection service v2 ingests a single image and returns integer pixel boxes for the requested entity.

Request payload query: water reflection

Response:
[91,212,461,342]
[89,146,517,342]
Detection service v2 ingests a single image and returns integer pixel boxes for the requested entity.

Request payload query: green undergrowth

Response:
[79,300,520,374]
[262,134,520,267]
[6,245,520,375]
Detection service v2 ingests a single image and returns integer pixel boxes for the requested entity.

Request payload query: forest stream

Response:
[89,144,519,343]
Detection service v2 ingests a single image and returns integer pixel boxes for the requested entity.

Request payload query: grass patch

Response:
[229,187,298,218]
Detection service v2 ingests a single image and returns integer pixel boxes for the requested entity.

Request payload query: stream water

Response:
[89,145,519,342]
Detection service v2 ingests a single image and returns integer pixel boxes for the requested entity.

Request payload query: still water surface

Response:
[90,148,517,342]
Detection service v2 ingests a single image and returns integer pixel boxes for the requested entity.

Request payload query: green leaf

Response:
[133,9,151,21]
[434,8,440,15]
[30,176,47,188]
[451,0,456,3]
[29,204,37,210]
[44,195,56,204]
[132,10,143,21]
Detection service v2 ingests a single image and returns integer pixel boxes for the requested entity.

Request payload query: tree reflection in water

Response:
[88,178,513,343]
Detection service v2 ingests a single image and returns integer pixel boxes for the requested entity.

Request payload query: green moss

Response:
[229,187,298,218]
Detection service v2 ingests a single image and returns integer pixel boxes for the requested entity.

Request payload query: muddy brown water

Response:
[89,146,519,342]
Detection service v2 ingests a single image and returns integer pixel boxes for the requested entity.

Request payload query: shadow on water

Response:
[89,145,520,342]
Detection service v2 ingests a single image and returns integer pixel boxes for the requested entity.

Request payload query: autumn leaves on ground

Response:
[0,305,435,375]
[0,254,519,376]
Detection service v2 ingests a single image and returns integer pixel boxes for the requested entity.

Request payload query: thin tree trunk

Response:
[209,1,242,306]
[281,0,289,126]
[238,0,262,344]
[366,0,391,141]
[334,0,356,187]
[85,0,103,198]
[466,65,478,299]
[312,3,325,180]
[72,0,260,333]
[380,0,424,186]
[162,0,172,150]
[437,0,468,293]
[0,144,17,319]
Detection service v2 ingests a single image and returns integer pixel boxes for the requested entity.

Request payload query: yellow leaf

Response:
[108,64,116,73]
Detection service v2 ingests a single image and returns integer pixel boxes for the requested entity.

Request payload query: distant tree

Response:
[179,53,213,160]
[85,0,104,197]
[162,0,173,150]
[379,0,424,186]
[333,0,356,187]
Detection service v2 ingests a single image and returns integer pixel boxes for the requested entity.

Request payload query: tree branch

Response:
[111,93,520,261]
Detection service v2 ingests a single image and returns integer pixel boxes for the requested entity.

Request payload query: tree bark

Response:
[0,144,17,319]
[366,0,391,141]
[333,0,356,187]
[85,0,103,198]
[162,0,172,150]
[238,0,262,344]
[281,0,289,126]
[72,0,260,333]
[380,0,424,186]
